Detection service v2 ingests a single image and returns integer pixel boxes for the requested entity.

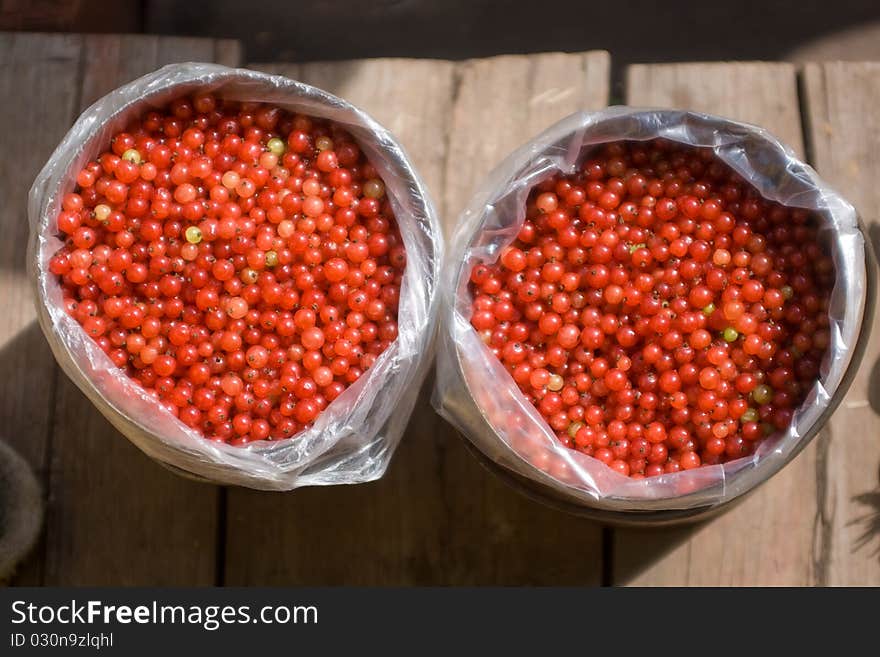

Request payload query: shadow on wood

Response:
[0,320,221,585]
[867,224,880,417]
[0,320,61,584]
[222,368,702,586]
[226,374,615,585]
[611,523,707,585]
[852,483,880,563]
[0,1,141,33]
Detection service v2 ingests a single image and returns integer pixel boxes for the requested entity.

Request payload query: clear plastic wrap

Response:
[434,107,866,513]
[28,63,443,490]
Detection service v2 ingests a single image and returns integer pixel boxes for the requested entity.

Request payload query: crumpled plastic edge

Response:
[433,107,866,512]
[27,63,443,491]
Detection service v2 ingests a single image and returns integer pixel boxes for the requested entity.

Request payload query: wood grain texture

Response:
[615,62,822,586]
[0,31,81,585]
[41,34,243,585]
[225,53,610,585]
[445,52,611,230]
[626,62,805,149]
[801,62,880,586]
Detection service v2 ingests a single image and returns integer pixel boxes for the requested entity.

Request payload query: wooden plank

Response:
[43,35,243,585]
[444,52,611,229]
[0,31,82,585]
[225,52,610,585]
[615,62,822,586]
[801,62,880,586]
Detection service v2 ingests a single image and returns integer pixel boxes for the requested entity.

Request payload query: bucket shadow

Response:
[224,370,699,586]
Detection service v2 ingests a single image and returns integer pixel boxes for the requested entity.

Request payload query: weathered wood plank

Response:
[79,34,157,108]
[625,62,806,150]
[225,53,610,584]
[0,32,82,585]
[43,35,242,585]
[802,61,880,586]
[615,62,821,586]
[444,52,611,230]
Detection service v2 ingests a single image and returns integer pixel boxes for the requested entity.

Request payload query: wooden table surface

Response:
[2,32,878,586]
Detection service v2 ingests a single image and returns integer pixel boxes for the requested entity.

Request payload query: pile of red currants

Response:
[469,140,833,478]
[49,94,406,446]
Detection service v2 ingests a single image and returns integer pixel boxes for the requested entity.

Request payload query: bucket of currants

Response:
[434,108,873,524]
[28,63,442,490]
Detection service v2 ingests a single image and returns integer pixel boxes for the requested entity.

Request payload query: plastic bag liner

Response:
[434,107,866,513]
[28,63,443,490]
